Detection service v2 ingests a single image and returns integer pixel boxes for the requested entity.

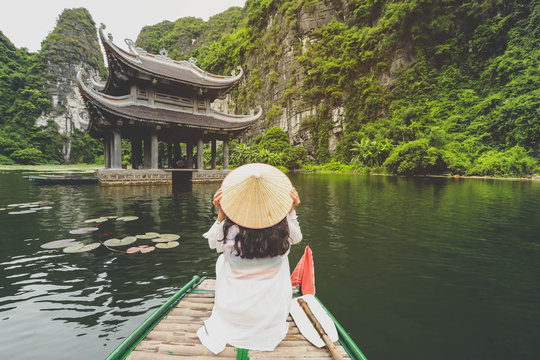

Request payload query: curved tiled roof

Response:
[77,71,261,132]
[99,24,243,93]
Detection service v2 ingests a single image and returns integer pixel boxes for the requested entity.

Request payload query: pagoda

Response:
[77,24,260,184]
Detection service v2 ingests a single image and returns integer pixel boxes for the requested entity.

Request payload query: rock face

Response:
[36,8,104,161]
[232,1,348,157]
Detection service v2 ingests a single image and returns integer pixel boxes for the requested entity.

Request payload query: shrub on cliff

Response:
[259,126,290,153]
[10,148,46,165]
[470,146,537,176]
[383,139,446,176]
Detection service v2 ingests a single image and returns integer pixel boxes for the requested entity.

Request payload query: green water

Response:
[0,171,539,359]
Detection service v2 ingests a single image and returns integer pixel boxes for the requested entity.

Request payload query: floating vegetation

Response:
[41,239,81,249]
[63,243,101,253]
[69,227,99,235]
[136,233,159,239]
[145,232,160,237]
[104,236,137,247]
[117,216,138,222]
[84,217,109,223]
[8,210,37,215]
[156,241,179,249]
[160,234,180,241]
[151,237,170,243]
[126,245,155,254]
[6,201,53,214]
[7,201,52,208]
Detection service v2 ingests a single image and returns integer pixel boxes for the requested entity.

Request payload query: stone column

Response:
[186,141,193,169]
[167,141,173,169]
[112,129,122,169]
[131,138,142,169]
[104,134,111,168]
[211,139,217,169]
[173,141,181,167]
[150,129,158,169]
[223,140,229,170]
[197,137,204,170]
[144,134,151,169]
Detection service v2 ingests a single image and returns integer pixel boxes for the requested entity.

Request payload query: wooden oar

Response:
[297,298,344,360]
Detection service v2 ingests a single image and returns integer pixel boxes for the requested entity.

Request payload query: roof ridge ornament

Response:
[155,48,173,63]
[189,57,198,64]
[231,66,242,77]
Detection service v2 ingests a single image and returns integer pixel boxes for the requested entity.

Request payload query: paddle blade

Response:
[291,245,315,295]
[289,294,338,348]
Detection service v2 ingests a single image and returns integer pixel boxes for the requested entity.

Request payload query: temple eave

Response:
[98,24,243,91]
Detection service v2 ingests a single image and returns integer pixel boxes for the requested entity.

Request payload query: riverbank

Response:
[0,164,102,172]
[2,164,538,182]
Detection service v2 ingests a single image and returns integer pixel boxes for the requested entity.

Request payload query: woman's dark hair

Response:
[221,217,290,259]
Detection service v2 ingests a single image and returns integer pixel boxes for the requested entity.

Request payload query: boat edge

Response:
[104,275,205,360]
[315,295,369,360]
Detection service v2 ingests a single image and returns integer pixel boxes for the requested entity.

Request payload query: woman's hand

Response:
[289,187,300,213]
[213,188,226,222]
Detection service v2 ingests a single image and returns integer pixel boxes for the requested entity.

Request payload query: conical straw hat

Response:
[220,163,293,229]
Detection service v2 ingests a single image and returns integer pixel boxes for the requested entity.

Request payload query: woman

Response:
[197,163,302,354]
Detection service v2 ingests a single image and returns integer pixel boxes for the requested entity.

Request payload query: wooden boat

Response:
[24,174,98,184]
[105,275,368,360]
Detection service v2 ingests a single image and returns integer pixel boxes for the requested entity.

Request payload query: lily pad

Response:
[63,242,101,253]
[156,241,179,249]
[145,232,160,237]
[126,245,155,254]
[84,217,109,223]
[160,234,180,241]
[8,210,36,215]
[136,233,158,239]
[69,227,99,235]
[151,237,171,243]
[104,236,137,247]
[41,239,81,249]
[37,206,53,210]
[117,216,138,222]
[7,203,25,208]
[0,208,5,211]
[106,216,118,219]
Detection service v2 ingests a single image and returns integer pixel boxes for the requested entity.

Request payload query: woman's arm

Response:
[202,188,226,252]
[203,220,225,252]
[288,187,302,244]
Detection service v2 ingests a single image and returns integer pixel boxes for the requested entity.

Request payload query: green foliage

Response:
[70,129,102,164]
[40,8,106,76]
[1,8,105,165]
[0,154,15,165]
[383,139,446,176]
[229,142,284,167]
[351,137,392,167]
[136,6,244,67]
[259,126,290,153]
[10,148,46,165]
[283,146,308,169]
[264,105,282,127]
[470,146,536,176]
[293,0,539,176]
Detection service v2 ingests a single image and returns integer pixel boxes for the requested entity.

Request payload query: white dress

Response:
[197,210,302,354]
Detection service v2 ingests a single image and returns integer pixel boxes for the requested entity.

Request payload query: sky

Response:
[0,0,247,52]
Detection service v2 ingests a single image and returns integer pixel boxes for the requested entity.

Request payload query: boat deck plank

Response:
[127,279,350,359]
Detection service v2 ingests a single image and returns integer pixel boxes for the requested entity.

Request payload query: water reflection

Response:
[0,171,539,359]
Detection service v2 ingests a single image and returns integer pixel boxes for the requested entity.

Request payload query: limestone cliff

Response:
[36,8,105,160]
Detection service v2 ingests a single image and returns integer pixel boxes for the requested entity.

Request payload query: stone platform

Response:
[96,169,229,186]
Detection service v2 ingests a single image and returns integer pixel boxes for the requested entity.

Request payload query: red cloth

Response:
[290,246,315,295]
